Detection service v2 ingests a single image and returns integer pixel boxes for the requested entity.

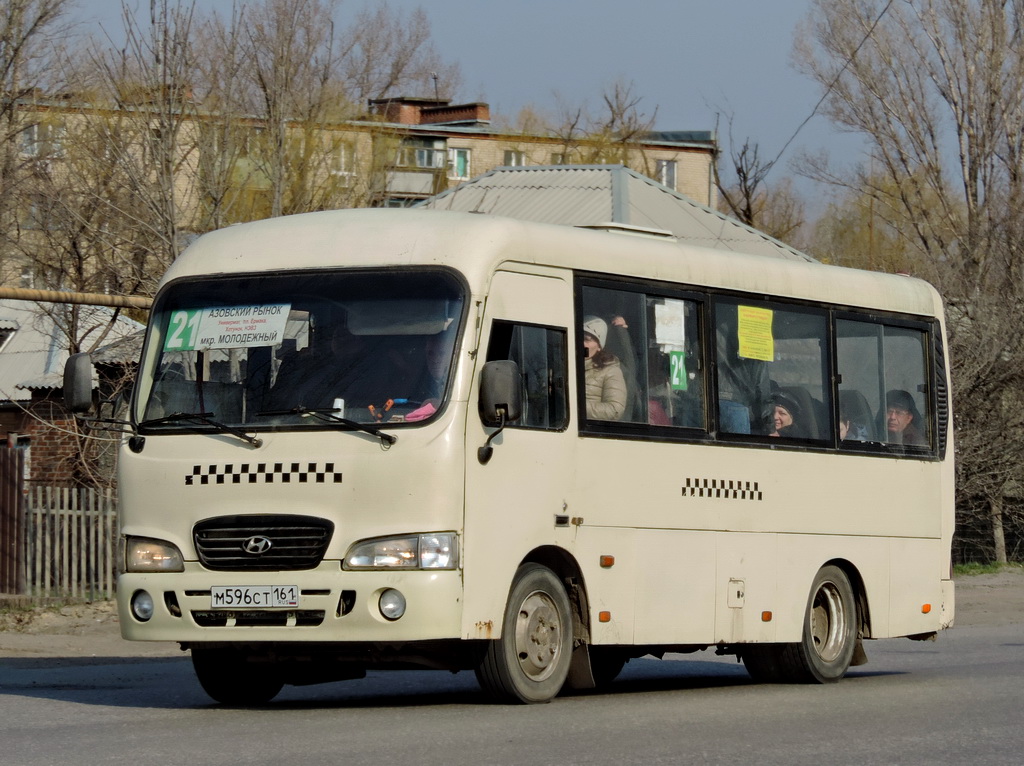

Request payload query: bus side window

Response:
[485,321,568,430]
[647,296,705,429]
[715,301,771,435]
[836,319,932,452]
[879,326,931,450]
[715,299,829,440]
[580,286,645,423]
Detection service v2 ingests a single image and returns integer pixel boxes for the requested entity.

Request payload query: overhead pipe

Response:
[0,286,152,310]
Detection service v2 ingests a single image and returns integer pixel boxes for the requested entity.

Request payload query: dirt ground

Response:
[1,569,1021,659]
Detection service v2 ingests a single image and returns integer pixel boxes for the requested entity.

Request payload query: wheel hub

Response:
[514,591,562,681]
[810,581,848,663]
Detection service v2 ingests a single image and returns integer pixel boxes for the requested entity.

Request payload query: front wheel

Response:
[191,646,284,705]
[475,563,573,703]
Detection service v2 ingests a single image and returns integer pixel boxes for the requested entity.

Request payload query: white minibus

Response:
[66,208,955,704]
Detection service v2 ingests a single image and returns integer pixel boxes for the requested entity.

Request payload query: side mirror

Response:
[478,360,523,426]
[63,352,95,414]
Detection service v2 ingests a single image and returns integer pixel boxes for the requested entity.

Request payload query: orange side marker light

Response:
[922,603,932,614]
[598,611,611,623]
[599,555,615,568]
[761,611,773,622]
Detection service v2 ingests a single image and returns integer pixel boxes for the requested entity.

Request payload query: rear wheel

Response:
[191,646,284,705]
[742,565,857,684]
[793,565,857,682]
[475,563,573,703]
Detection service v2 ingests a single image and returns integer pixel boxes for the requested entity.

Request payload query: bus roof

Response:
[163,208,944,320]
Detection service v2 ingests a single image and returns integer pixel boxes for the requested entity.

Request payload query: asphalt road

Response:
[1,621,1022,766]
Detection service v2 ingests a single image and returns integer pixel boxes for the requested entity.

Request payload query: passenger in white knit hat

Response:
[582,315,608,349]
[582,315,626,421]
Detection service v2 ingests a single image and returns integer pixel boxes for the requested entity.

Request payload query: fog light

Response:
[131,590,155,622]
[379,589,406,621]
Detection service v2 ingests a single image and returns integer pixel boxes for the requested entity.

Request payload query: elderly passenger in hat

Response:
[769,390,804,438]
[582,315,627,421]
[885,389,927,446]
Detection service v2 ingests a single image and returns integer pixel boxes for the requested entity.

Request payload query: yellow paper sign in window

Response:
[737,306,774,361]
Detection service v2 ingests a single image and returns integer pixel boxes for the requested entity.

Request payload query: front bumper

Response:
[117,562,464,643]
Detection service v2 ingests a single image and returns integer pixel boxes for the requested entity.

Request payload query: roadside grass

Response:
[954,561,1024,576]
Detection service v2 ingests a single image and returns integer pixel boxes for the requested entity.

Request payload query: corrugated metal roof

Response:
[417,165,815,262]
[0,299,144,403]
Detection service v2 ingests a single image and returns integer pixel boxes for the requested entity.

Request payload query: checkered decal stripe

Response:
[186,462,342,486]
[682,478,762,501]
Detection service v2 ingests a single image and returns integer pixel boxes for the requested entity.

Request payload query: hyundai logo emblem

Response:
[242,536,273,555]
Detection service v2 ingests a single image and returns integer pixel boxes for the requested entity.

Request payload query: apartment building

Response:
[359,97,717,207]
[10,92,715,213]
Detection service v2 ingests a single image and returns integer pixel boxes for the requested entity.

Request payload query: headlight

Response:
[125,536,185,572]
[131,590,155,621]
[344,532,457,570]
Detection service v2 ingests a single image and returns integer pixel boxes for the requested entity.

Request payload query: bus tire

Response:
[191,645,284,705]
[782,565,858,683]
[475,563,573,704]
[741,644,786,682]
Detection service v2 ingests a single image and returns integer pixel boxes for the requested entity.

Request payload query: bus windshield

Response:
[136,269,465,430]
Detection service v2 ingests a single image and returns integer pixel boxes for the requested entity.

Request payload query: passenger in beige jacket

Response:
[582,315,627,421]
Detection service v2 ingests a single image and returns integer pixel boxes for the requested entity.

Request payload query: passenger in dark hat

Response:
[770,391,804,438]
[885,389,927,446]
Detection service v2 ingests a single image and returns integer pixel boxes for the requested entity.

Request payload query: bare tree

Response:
[341,3,460,103]
[545,80,658,168]
[239,0,344,217]
[711,110,807,245]
[716,139,773,228]
[85,0,199,286]
[807,176,913,271]
[0,0,73,284]
[796,0,1024,562]
[197,0,453,218]
[190,2,260,228]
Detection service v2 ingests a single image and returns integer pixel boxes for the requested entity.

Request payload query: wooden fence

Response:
[9,486,119,600]
[0,448,26,594]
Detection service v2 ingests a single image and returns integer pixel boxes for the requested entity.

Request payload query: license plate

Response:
[210,585,299,609]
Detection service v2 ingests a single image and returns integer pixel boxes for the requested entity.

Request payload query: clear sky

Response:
[70,0,863,199]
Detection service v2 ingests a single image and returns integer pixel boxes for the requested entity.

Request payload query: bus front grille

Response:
[193,515,334,571]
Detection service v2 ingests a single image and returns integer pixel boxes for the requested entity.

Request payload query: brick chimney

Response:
[369,97,490,126]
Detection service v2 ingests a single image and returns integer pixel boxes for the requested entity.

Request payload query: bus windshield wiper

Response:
[258,406,397,446]
[137,411,263,448]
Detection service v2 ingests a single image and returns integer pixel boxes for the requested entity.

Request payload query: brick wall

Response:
[24,393,80,486]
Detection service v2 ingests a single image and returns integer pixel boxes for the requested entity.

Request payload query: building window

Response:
[448,148,470,179]
[239,127,264,158]
[504,150,526,167]
[22,193,61,232]
[0,328,15,353]
[19,121,65,159]
[656,159,677,189]
[331,140,356,176]
[396,138,446,169]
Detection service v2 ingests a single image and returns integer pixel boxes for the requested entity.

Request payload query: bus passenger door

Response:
[463,269,576,638]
